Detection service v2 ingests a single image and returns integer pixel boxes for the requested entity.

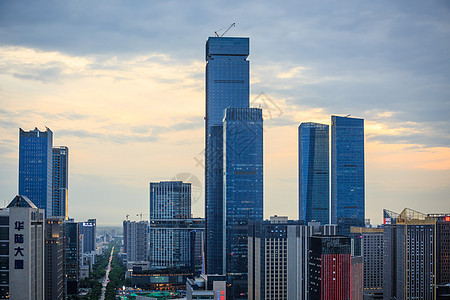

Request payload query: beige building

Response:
[8,195,45,300]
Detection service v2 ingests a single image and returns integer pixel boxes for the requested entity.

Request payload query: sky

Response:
[0,0,449,225]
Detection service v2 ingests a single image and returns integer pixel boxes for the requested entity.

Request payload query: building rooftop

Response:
[7,195,37,209]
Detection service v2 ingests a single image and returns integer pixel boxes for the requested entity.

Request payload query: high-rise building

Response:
[298,122,329,224]
[45,217,65,300]
[331,116,365,235]
[149,181,191,220]
[7,195,45,300]
[124,220,149,262]
[350,227,383,298]
[309,235,351,300]
[19,127,53,216]
[64,219,80,295]
[383,208,437,299]
[351,256,364,300]
[248,216,337,300]
[205,36,250,275]
[52,146,68,219]
[79,219,96,254]
[431,214,450,298]
[223,108,263,274]
[149,181,205,270]
[0,208,9,299]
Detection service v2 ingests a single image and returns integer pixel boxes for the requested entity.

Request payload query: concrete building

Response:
[351,256,364,300]
[7,195,45,300]
[45,217,65,300]
[0,208,9,299]
[149,181,205,271]
[186,274,227,300]
[51,146,68,219]
[383,208,437,299]
[79,219,96,254]
[124,220,149,262]
[248,216,337,300]
[350,226,384,298]
[432,214,450,299]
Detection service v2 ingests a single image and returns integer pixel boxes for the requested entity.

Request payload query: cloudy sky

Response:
[0,0,449,225]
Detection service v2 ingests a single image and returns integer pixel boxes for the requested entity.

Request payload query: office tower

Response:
[331,116,365,235]
[124,220,149,262]
[0,208,8,298]
[149,181,205,269]
[351,256,364,300]
[189,225,205,273]
[19,127,53,216]
[7,195,45,300]
[205,36,250,275]
[45,217,65,300]
[309,235,351,300]
[383,208,437,299]
[79,219,96,253]
[123,220,128,255]
[150,181,191,220]
[223,107,263,272]
[64,219,80,295]
[298,122,329,224]
[52,146,68,219]
[248,216,337,300]
[350,227,384,298]
[431,214,450,298]
[382,209,398,299]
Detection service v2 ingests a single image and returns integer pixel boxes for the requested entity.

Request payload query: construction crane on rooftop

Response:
[215,23,236,37]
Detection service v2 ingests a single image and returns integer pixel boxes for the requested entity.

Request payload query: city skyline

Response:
[0,1,449,225]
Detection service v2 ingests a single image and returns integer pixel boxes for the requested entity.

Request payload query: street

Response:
[99,246,115,300]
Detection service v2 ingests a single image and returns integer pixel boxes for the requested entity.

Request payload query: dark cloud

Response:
[13,65,65,83]
[0,0,449,148]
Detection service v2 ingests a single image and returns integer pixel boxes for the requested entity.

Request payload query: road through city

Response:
[99,246,115,300]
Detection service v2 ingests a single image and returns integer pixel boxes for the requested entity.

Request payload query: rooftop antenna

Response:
[214,23,236,37]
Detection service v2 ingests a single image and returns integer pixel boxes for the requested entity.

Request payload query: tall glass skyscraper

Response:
[298,122,329,224]
[52,146,68,219]
[223,107,263,275]
[331,116,365,235]
[205,37,249,275]
[19,127,53,216]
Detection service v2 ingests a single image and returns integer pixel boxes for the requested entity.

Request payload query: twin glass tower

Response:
[299,116,365,235]
[18,128,69,218]
[205,37,263,277]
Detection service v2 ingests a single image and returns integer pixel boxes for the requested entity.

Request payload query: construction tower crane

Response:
[214,23,235,37]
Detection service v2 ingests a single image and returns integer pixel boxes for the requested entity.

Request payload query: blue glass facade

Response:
[331,116,365,235]
[299,122,329,224]
[205,37,249,275]
[224,108,263,275]
[19,127,53,216]
[52,146,68,218]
